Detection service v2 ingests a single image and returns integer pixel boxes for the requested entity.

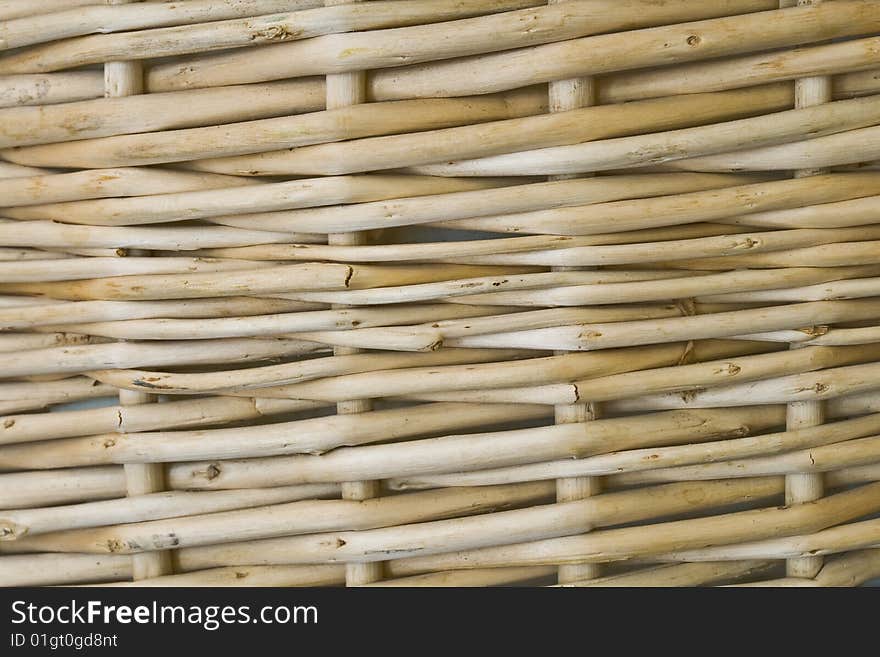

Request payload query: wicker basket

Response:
[0,0,879,588]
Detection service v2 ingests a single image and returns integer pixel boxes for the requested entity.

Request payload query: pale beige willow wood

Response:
[0,0,877,588]
[104,0,172,584]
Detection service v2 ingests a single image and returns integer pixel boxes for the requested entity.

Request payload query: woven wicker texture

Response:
[1,0,880,587]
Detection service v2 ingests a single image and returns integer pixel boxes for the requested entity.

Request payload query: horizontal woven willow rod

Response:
[622,434,880,482]
[396,343,880,407]
[602,390,880,420]
[720,195,880,229]
[96,565,347,588]
[2,482,554,552]
[639,240,880,270]
[555,561,775,587]
[410,96,880,177]
[90,347,528,395]
[614,361,880,409]
[285,266,880,308]
[839,69,880,99]
[0,554,347,588]
[0,222,303,250]
[49,247,135,258]
[7,445,875,516]
[0,467,139,511]
[599,36,880,104]
[2,56,875,114]
[58,288,660,338]
[404,364,880,407]
[0,256,281,283]
[0,167,256,208]
[71,407,782,486]
[0,0,319,48]
[285,298,880,353]
[0,72,104,108]
[174,346,783,403]
[449,325,738,353]
[380,1,880,97]
[700,276,880,304]
[0,79,335,149]
[148,1,865,93]
[443,299,880,352]
[0,332,100,353]
[0,296,69,308]
[481,267,880,306]
[0,553,131,587]
[0,337,322,378]
[791,326,880,347]
[0,377,117,416]
[0,161,53,178]
[0,248,71,261]
[432,173,880,235]
[389,412,880,489]
[52,303,506,340]
[1,175,507,226]
[610,461,880,491]
[1,0,531,52]
[92,341,687,396]
[0,297,322,331]
[1,263,535,301]
[0,302,75,322]
[192,341,766,402]
[0,401,552,469]
[143,0,779,92]
[193,223,759,262]
[282,270,701,307]
[0,484,341,538]
[386,482,880,573]
[249,302,685,353]
[5,0,644,73]
[653,519,880,563]
[173,478,782,569]
[2,552,745,588]
[735,550,880,587]
[0,0,98,21]
[186,86,789,176]
[0,262,352,299]
[0,396,327,446]
[666,123,880,172]
[439,230,880,267]
[390,224,880,270]
[1,89,545,165]
[4,250,92,262]
[139,177,756,234]
[107,566,550,587]
[364,567,555,587]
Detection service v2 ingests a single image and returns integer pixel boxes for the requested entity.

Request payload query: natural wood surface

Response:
[1,0,878,588]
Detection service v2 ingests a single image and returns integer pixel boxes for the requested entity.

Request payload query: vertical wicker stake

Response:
[106,0,173,581]
[782,0,829,580]
[548,0,601,586]
[325,0,383,587]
